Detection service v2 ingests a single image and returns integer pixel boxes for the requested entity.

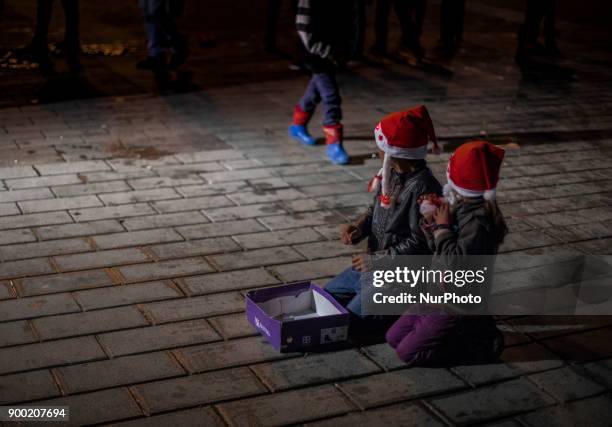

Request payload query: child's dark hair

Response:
[484,200,508,245]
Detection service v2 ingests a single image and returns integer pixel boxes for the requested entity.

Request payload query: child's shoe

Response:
[324,124,350,165]
[289,105,316,146]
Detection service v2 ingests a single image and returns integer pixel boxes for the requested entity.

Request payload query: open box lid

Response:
[247,281,348,322]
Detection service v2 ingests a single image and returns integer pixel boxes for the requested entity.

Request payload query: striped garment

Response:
[296,0,332,58]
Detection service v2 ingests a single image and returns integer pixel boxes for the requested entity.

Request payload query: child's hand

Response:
[352,254,371,272]
[434,202,451,226]
[340,224,361,245]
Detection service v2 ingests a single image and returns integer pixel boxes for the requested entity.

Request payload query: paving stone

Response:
[0,238,91,262]
[0,336,106,374]
[37,219,125,240]
[203,202,286,221]
[150,237,239,259]
[37,388,143,426]
[527,366,605,402]
[70,203,156,222]
[0,202,20,216]
[15,270,113,296]
[0,211,72,230]
[74,281,181,310]
[507,316,612,340]
[176,336,293,373]
[208,312,257,339]
[452,343,563,386]
[258,210,345,230]
[92,228,183,250]
[307,402,445,427]
[152,195,234,213]
[0,165,38,179]
[54,247,149,271]
[142,292,244,323]
[541,327,612,362]
[271,256,349,282]
[133,367,266,414]
[19,195,102,213]
[58,351,184,393]
[299,182,365,197]
[121,211,209,231]
[106,407,225,427]
[5,174,83,190]
[0,281,13,299]
[252,349,380,392]
[0,320,37,347]
[176,218,265,239]
[127,175,205,190]
[361,343,407,371]
[32,305,148,340]
[201,168,274,183]
[178,267,278,295]
[217,384,353,427]
[0,370,61,405]
[234,228,323,250]
[100,188,182,205]
[0,292,80,321]
[98,319,220,357]
[581,358,612,388]
[227,188,306,205]
[36,160,111,175]
[210,246,304,271]
[292,240,361,260]
[52,180,131,197]
[429,378,555,425]
[0,228,37,245]
[338,367,466,409]
[118,257,214,283]
[0,257,55,279]
[521,394,612,427]
[500,231,562,252]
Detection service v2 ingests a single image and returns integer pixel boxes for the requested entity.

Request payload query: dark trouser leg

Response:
[352,0,366,57]
[32,0,55,50]
[519,0,545,48]
[61,0,79,63]
[298,75,322,114]
[439,0,452,44]
[393,315,460,366]
[373,0,392,51]
[313,72,342,126]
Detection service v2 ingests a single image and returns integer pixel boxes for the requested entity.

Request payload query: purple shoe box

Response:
[246,281,350,352]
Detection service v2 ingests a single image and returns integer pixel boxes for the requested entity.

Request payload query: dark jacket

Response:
[354,165,442,255]
[296,0,357,73]
[428,198,502,260]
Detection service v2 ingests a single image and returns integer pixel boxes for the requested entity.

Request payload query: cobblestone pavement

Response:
[1,2,612,426]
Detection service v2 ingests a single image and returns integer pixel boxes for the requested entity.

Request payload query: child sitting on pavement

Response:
[325,105,442,326]
[386,140,507,366]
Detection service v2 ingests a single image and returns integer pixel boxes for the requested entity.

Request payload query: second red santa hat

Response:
[370,105,440,208]
[445,140,505,201]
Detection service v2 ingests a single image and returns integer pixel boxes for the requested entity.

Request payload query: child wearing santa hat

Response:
[325,105,442,324]
[288,0,355,165]
[385,140,507,366]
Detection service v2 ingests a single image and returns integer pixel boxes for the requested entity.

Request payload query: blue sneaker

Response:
[326,142,350,165]
[289,125,316,146]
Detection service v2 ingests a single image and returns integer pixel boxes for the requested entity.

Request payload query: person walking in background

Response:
[288,0,356,165]
[371,0,426,62]
[137,0,189,72]
[13,0,81,74]
[439,0,465,52]
[516,0,560,60]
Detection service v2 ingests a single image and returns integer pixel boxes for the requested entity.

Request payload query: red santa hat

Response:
[445,140,505,201]
[369,105,440,208]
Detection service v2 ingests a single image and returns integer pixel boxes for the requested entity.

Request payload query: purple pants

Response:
[386,313,459,366]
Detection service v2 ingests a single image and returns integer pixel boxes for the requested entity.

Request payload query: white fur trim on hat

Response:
[446,174,496,199]
[374,125,428,160]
